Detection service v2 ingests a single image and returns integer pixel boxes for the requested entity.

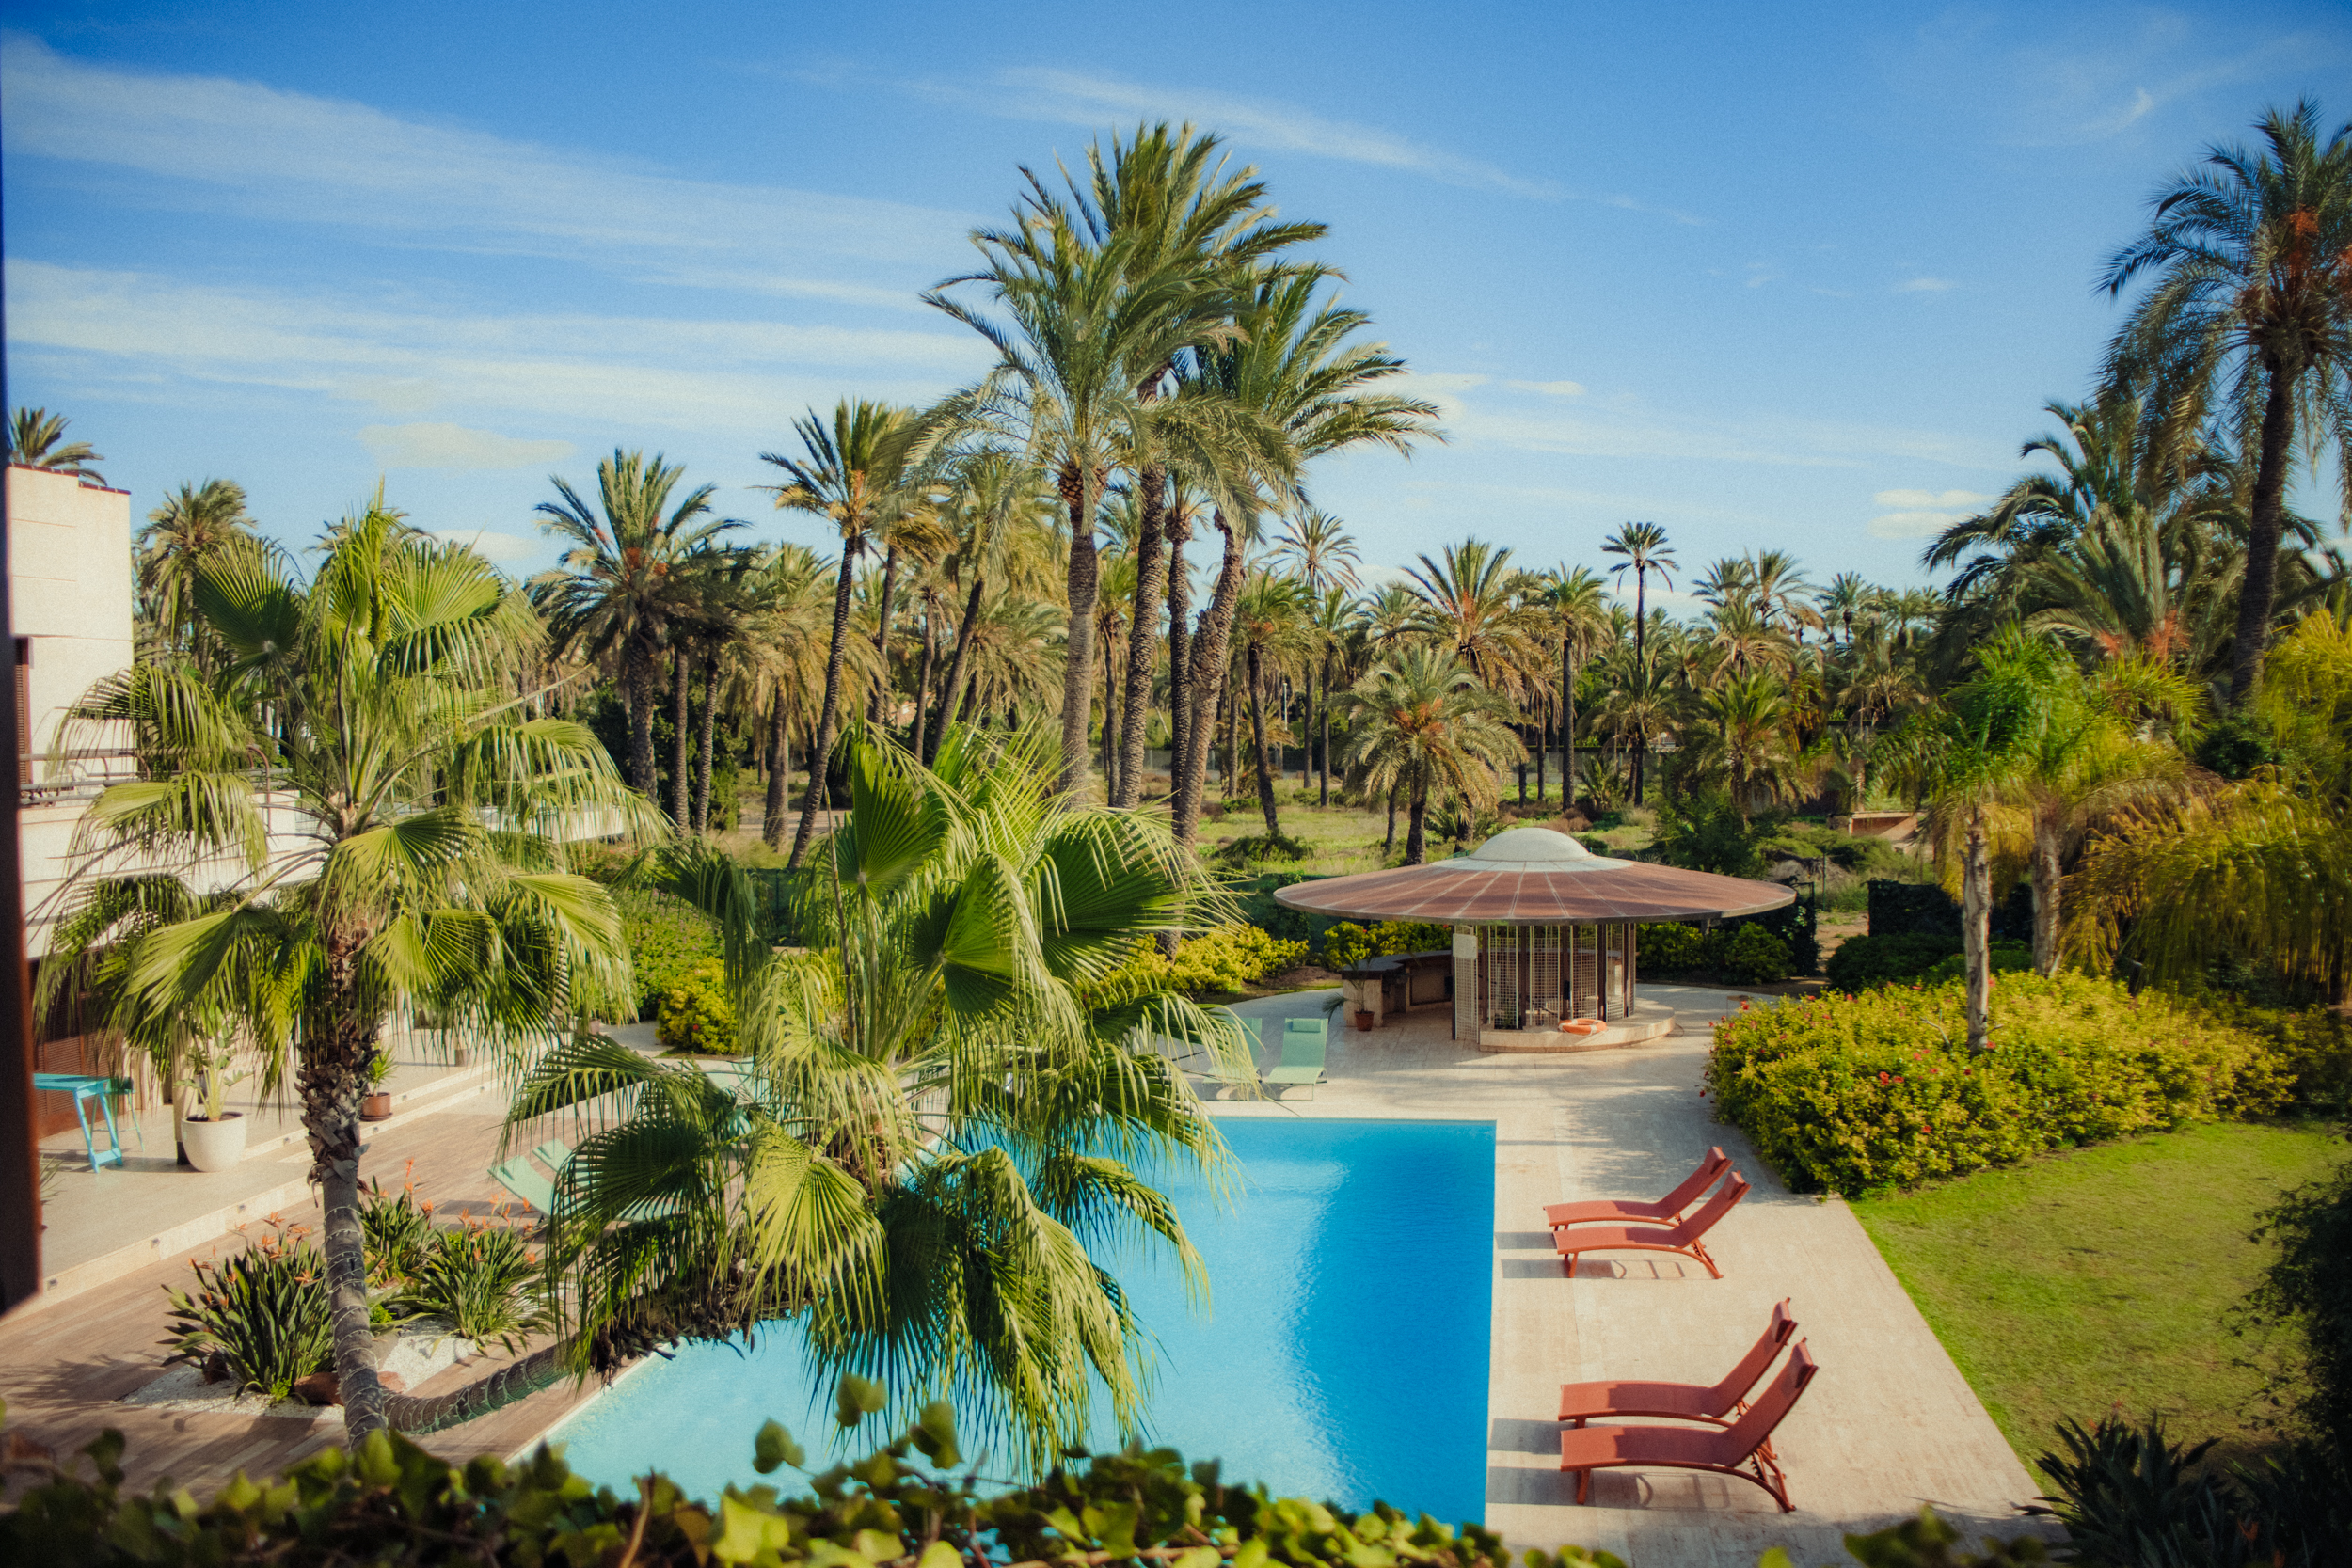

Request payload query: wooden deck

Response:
[0,1101,609,1496]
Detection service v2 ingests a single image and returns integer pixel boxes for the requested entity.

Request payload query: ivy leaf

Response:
[753,1419,803,1474]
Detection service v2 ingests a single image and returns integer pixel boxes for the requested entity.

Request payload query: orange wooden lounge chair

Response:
[1553,1173,1750,1278]
[1545,1147,1731,1230]
[1558,1299,1796,1432]
[1559,1341,1818,1511]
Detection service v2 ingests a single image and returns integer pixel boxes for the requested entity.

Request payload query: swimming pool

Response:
[550,1117,1495,1523]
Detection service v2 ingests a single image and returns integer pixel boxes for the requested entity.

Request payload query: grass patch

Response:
[1851,1121,2341,1486]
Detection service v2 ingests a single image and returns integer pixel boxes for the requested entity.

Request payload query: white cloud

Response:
[1506,379,1587,397]
[1867,509,1969,539]
[1896,277,1957,293]
[363,423,570,470]
[6,262,992,432]
[1873,488,1994,508]
[431,528,539,562]
[0,36,968,292]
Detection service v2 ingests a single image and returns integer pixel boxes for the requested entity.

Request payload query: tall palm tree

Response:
[925,451,1056,763]
[1534,565,1611,804]
[1405,538,1543,692]
[135,479,257,668]
[1601,522,1677,802]
[728,545,835,848]
[532,451,739,799]
[1232,569,1313,834]
[2101,99,2352,707]
[1692,674,1806,822]
[1817,573,1876,646]
[43,507,655,1441]
[1269,508,1360,802]
[6,406,104,482]
[516,730,1248,1468]
[763,401,918,866]
[1339,647,1521,864]
[1168,272,1439,847]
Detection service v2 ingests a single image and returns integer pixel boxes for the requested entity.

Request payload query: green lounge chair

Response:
[488,1155,556,1216]
[1266,1017,1327,1099]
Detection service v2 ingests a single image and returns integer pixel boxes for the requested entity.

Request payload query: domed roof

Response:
[1467,825,1603,864]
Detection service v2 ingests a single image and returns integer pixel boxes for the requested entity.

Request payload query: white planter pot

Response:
[181,1113,247,1172]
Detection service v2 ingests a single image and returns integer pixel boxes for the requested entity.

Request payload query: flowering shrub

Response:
[1706,973,2294,1196]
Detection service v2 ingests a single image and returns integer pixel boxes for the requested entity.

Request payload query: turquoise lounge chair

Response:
[489,1140,575,1216]
[1266,1017,1328,1099]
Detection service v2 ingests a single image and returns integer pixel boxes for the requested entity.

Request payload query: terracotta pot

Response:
[1351,1009,1374,1032]
[181,1112,246,1172]
[360,1091,394,1121]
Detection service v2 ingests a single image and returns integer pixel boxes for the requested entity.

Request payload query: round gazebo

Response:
[1273,825,1793,1053]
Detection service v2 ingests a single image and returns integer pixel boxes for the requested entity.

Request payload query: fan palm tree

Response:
[763,401,919,866]
[1338,646,1522,864]
[532,451,739,799]
[1601,522,1677,802]
[1168,272,1440,847]
[135,479,257,669]
[2101,99,2352,707]
[41,505,657,1442]
[6,406,104,483]
[513,729,1250,1469]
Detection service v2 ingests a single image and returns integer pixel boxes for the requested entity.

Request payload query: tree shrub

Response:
[656,961,738,1054]
[0,1395,2057,1568]
[1214,832,1311,866]
[1318,922,1375,970]
[1369,920,1450,955]
[617,888,724,1022]
[2030,1412,2348,1568]
[2245,1157,2352,1461]
[1723,924,1791,985]
[1823,932,1962,992]
[1918,945,2034,987]
[1636,921,1707,971]
[1164,925,1309,994]
[1705,973,2295,1196]
[385,1223,553,1354]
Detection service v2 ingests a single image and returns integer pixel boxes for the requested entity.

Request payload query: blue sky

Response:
[3,1,2344,610]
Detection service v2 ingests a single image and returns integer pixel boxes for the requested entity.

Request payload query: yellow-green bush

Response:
[657,961,738,1054]
[1164,925,1309,994]
[1705,973,2294,1196]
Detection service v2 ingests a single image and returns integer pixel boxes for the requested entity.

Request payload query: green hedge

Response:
[0,1400,2050,1568]
[1635,923,1792,986]
[1705,973,2295,1196]
[1315,920,1451,971]
[656,961,739,1054]
[615,888,725,1022]
[1823,932,1961,992]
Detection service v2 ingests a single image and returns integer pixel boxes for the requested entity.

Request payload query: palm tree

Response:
[1601,522,1677,802]
[532,451,739,799]
[1168,271,1439,847]
[42,507,656,1441]
[728,545,835,848]
[1818,573,1875,646]
[1338,646,1522,864]
[516,729,1250,1468]
[2101,99,2352,707]
[135,479,257,668]
[1269,509,1360,804]
[1405,538,1543,693]
[763,401,918,866]
[925,451,1056,763]
[1533,566,1611,805]
[6,406,104,483]
[1232,569,1313,834]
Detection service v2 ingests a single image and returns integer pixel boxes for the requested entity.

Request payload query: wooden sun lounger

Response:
[1554,1173,1750,1278]
[1560,1341,1818,1511]
[1545,1147,1731,1230]
[1559,1299,1796,1432]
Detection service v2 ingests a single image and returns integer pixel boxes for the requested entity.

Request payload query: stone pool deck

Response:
[1221,983,2053,1567]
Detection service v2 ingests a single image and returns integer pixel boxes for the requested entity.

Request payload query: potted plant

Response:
[1352,1007,1374,1032]
[179,1038,247,1173]
[360,1050,394,1122]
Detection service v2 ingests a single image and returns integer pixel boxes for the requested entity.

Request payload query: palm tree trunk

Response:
[307,937,389,1441]
[1248,642,1279,836]
[626,639,658,796]
[868,544,901,725]
[1535,694,1548,805]
[2030,813,2062,978]
[1166,513,1191,797]
[910,601,937,765]
[762,697,789,849]
[1317,655,1332,807]
[1632,582,1647,805]
[1171,513,1244,848]
[691,657,719,833]
[1101,633,1119,799]
[669,646,691,829]
[1962,806,1992,1050]
[790,542,861,869]
[1057,467,1100,796]
[1385,783,1398,854]
[929,573,984,765]
[1114,467,1168,808]
[1221,681,1238,803]
[1406,779,1430,865]
[386,1339,572,1434]
[2227,356,2299,709]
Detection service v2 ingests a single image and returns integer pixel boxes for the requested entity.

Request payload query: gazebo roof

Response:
[1270,825,1795,927]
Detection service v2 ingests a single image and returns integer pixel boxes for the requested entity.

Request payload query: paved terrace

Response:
[1219,984,2053,1567]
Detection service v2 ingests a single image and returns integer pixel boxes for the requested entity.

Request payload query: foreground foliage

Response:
[2028,1413,2348,1568]
[0,1397,2057,1568]
[1707,974,2293,1195]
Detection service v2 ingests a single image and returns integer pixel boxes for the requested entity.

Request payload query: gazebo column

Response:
[1452,925,1478,1043]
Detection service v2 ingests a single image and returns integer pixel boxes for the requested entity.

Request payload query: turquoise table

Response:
[33,1073,142,1172]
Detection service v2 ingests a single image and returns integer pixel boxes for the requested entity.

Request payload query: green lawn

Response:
[1851,1122,2344,1484]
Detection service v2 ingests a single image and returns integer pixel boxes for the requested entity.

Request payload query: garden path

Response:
[1218,983,2057,1568]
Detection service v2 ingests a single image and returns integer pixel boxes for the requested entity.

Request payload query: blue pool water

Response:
[551,1117,1495,1523]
